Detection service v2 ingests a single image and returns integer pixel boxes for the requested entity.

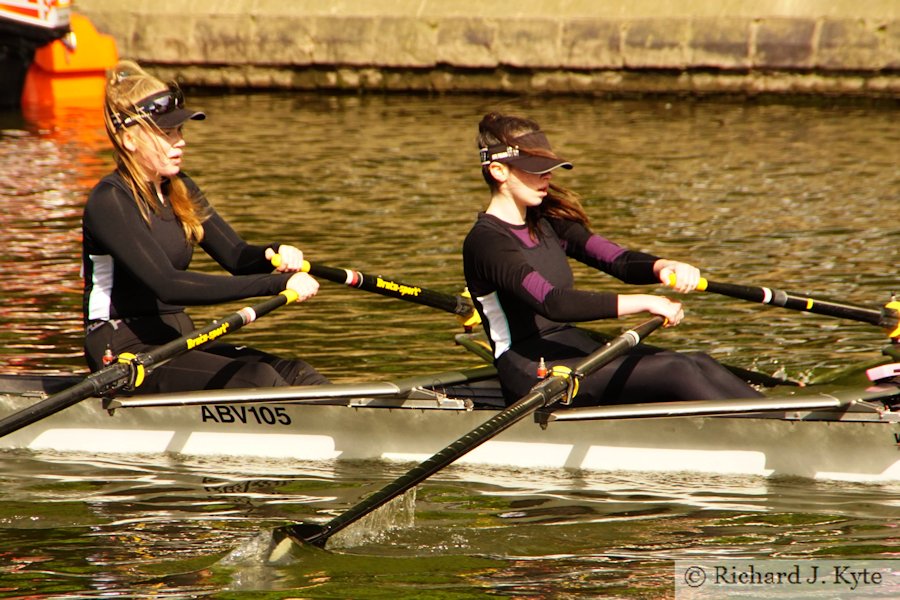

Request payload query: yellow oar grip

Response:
[666,273,708,291]
[271,254,313,275]
[270,255,305,304]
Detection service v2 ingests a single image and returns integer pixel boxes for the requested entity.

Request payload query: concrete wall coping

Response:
[73,0,900,97]
[79,0,898,19]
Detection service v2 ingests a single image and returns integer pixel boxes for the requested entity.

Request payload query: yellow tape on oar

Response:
[458,288,482,330]
[116,352,145,389]
[547,364,580,405]
[886,298,900,339]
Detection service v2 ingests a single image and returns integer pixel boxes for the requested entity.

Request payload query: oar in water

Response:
[669,275,900,339]
[0,290,300,438]
[272,255,479,327]
[274,315,665,549]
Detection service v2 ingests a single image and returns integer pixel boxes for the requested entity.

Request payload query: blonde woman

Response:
[82,60,327,393]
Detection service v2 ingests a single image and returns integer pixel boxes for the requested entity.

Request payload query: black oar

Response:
[673,276,900,339]
[277,315,665,549]
[272,255,478,324]
[0,291,299,438]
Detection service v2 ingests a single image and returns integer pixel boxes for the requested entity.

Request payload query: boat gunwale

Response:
[1,370,898,424]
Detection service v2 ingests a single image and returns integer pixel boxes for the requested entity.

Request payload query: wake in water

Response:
[222,487,418,567]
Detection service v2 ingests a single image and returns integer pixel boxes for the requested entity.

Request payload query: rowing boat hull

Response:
[1,376,898,483]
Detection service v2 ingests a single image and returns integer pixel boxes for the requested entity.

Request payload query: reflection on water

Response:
[0,105,109,374]
[1,450,898,598]
[0,93,898,598]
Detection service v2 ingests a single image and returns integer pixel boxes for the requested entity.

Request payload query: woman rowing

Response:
[82,60,328,393]
[463,112,761,406]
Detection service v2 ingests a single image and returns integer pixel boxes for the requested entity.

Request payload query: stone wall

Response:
[74,0,899,97]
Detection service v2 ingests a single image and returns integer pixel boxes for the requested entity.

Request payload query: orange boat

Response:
[0,0,72,107]
[0,1,116,109]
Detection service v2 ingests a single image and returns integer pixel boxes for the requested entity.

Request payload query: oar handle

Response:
[668,274,900,338]
[272,254,479,322]
[0,291,298,439]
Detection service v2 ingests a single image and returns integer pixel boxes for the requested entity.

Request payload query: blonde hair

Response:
[103,59,206,243]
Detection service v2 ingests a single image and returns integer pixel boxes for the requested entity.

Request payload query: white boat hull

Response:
[2,385,898,483]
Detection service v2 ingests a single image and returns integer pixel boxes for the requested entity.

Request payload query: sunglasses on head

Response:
[110,86,184,131]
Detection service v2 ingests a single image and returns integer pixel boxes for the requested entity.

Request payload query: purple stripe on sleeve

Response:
[586,234,626,263]
[522,270,554,303]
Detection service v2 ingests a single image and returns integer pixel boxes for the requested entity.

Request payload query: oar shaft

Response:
[286,315,664,548]
[574,317,663,375]
[301,261,475,318]
[298,381,555,546]
[137,291,296,368]
[698,278,894,328]
[0,364,130,437]
[0,291,298,438]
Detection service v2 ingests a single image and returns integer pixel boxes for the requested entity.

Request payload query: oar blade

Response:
[278,523,329,549]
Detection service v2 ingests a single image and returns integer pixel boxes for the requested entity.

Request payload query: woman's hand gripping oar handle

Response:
[667,274,900,340]
[271,254,480,328]
[274,316,664,549]
[0,291,299,439]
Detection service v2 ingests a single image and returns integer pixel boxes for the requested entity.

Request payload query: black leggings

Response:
[496,326,762,407]
[84,312,329,395]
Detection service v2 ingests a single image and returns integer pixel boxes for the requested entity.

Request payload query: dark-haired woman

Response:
[462,113,761,406]
[82,60,328,393]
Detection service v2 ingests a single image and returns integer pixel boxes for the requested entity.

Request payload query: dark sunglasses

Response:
[110,86,184,131]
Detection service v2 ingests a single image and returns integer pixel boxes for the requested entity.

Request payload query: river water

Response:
[0,92,898,598]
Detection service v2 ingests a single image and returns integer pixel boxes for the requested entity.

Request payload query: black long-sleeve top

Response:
[82,171,291,324]
[462,212,660,359]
